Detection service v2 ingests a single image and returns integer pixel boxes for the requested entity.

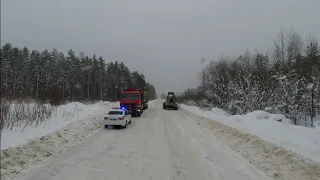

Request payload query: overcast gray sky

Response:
[1,0,319,94]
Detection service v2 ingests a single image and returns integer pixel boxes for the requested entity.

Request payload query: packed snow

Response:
[1,101,118,150]
[2,99,319,180]
[181,104,320,162]
[8,99,274,180]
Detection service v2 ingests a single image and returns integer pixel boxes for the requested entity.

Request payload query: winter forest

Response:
[0,43,157,104]
[178,28,320,128]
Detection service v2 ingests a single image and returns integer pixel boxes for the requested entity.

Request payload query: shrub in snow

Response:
[0,100,54,132]
[198,99,212,109]
[184,100,197,106]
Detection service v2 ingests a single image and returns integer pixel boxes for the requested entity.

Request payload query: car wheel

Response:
[123,121,127,128]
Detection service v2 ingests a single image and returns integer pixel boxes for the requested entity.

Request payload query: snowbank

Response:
[1,101,118,180]
[180,108,320,180]
[1,101,118,150]
[181,104,320,162]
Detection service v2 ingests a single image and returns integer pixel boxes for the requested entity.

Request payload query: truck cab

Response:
[119,88,147,117]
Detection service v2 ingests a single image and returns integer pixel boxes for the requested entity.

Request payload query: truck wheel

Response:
[137,112,141,117]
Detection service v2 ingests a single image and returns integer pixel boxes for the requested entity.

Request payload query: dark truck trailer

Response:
[144,91,149,109]
[119,88,148,117]
[163,92,178,110]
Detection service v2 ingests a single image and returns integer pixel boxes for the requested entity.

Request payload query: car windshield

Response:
[121,93,140,100]
[108,111,123,115]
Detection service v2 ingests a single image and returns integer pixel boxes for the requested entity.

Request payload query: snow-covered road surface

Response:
[13,100,271,180]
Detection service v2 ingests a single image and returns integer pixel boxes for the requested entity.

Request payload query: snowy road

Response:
[13,100,272,180]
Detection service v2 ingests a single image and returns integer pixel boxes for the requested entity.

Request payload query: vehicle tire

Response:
[123,121,127,129]
[137,112,141,117]
[129,119,132,124]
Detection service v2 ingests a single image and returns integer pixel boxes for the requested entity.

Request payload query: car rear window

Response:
[108,111,123,115]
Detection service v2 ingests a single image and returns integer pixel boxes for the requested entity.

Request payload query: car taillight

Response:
[104,117,108,120]
[118,117,124,120]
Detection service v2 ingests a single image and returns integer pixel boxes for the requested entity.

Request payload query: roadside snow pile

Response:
[1,101,118,180]
[210,108,231,117]
[181,104,320,162]
[180,108,320,180]
[1,101,118,150]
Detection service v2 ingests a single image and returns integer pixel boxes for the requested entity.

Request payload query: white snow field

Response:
[181,104,320,163]
[1,101,118,150]
[1,100,319,180]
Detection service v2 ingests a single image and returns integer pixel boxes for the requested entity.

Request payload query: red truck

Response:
[119,88,148,117]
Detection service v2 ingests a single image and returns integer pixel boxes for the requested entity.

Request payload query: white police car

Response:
[104,107,132,128]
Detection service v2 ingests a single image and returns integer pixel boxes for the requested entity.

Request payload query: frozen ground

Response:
[181,104,320,163]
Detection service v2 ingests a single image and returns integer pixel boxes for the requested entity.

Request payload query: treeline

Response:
[0,43,157,104]
[178,28,320,127]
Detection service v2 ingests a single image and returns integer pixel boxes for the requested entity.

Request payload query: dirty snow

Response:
[1,101,118,150]
[181,104,320,162]
[9,99,273,180]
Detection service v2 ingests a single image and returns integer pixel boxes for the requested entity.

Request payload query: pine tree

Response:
[0,43,157,104]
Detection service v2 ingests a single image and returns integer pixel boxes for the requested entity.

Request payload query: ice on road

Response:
[13,100,271,180]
